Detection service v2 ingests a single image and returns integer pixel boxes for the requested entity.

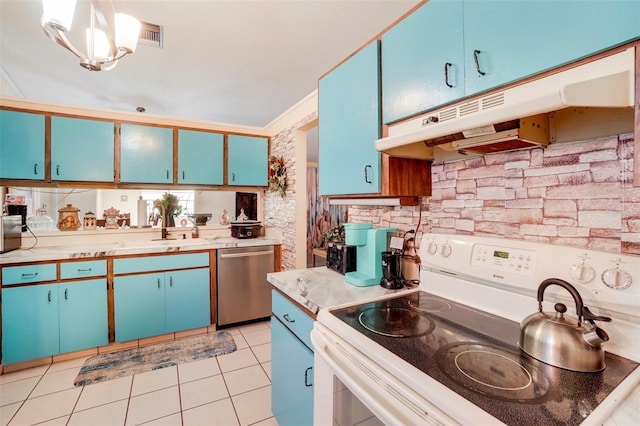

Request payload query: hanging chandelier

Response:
[41,0,141,71]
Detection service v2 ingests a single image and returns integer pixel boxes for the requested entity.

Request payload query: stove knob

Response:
[601,267,632,290]
[569,263,596,284]
[441,243,452,258]
[427,241,438,255]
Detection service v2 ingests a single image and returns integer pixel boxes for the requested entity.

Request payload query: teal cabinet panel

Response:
[318,41,381,195]
[113,253,209,275]
[178,130,224,185]
[58,279,108,353]
[382,0,464,124]
[271,317,314,426]
[114,273,166,342]
[271,290,314,349]
[0,110,45,180]
[1,284,59,364]
[463,0,640,97]
[60,260,107,279]
[51,117,115,182]
[2,263,57,286]
[227,135,268,186]
[165,268,211,333]
[120,124,173,183]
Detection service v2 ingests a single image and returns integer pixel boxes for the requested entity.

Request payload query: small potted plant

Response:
[155,192,183,227]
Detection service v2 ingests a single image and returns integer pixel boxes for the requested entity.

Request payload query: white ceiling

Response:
[0,0,420,129]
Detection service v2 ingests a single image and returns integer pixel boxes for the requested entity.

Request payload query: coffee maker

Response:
[344,223,397,286]
[380,251,403,289]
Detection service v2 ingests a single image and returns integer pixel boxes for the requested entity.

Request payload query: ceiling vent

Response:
[138,22,163,48]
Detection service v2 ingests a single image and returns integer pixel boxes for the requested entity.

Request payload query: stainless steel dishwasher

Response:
[216,245,275,327]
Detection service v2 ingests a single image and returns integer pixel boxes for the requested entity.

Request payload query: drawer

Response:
[272,290,314,349]
[2,263,57,286]
[60,260,107,279]
[114,252,209,275]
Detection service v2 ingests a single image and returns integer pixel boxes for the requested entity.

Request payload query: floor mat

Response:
[74,331,236,386]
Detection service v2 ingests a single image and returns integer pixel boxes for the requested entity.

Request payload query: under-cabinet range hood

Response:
[376,47,636,159]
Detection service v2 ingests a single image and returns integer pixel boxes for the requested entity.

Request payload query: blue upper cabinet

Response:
[319,41,381,195]
[51,117,115,182]
[463,0,640,96]
[178,129,224,185]
[120,124,173,183]
[227,134,268,186]
[0,110,45,180]
[381,0,640,124]
[382,0,464,124]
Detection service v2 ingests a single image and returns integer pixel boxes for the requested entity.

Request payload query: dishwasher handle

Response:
[218,250,274,259]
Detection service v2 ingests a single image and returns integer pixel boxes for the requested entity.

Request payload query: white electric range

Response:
[311,234,640,425]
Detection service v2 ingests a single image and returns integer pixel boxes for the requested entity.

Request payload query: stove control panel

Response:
[470,244,537,276]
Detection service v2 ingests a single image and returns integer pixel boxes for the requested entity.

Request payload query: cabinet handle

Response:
[47,290,52,302]
[169,276,173,287]
[166,169,169,180]
[182,171,185,180]
[444,62,453,88]
[157,278,161,289]
[232,172,236,182]
[21,272,38,278]
[64,288,68,300]
[77,268,92,273]
[473,50,486,76]
[34,163,38,175]
[364,165,372,184]
[56,165,60,176]
[304,366,313,387]
[283,313,295,323]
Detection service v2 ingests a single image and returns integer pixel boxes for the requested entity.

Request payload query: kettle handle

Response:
[537,278,584,324]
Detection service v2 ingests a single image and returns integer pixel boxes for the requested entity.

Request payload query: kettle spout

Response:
[583,326,609,347]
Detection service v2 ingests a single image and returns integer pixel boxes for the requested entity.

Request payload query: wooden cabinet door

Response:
[58,279,109,353]
[0,110,45,180]
[120,124,173,183]
[382,0,464,124]
[319,41,381,195]
[1,284,59,364]
[165,268,211,333]
[227,134,268,186]
[51,116,115,182]
[271,317,314,425]
[463,0,640,97]
[178,129,224,185]
[114,273,166,342]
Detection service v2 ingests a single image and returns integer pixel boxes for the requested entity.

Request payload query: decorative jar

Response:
[83,211,97,230]
[104,207,120,230]
[57,204,81,231]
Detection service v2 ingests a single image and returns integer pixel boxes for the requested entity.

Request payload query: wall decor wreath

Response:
[268,155,288,198]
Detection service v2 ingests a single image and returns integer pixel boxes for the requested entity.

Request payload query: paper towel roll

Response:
[137,197,148,227]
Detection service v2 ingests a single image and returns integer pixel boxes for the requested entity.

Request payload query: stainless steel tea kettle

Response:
[519,278,612,372]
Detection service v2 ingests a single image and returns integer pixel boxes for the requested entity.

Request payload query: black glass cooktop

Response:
[330,291,638,426]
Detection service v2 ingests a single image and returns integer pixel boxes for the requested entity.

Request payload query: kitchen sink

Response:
[114,238,210,249]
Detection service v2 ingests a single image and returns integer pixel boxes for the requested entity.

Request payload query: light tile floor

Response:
[0,320,277,426]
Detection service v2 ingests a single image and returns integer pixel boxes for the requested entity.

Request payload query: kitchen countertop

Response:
[267,266,412,317]
[0,237,280,265]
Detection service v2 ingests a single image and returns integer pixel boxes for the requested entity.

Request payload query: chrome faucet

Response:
[154,201,170,240]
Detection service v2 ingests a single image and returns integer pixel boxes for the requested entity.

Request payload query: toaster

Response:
[326,242,357,275]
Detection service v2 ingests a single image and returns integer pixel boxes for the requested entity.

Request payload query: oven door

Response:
[311,323,457,426]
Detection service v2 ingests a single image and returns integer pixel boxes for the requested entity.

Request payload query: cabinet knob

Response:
[56,165,60,176]
[47,290,52,302]
[283,313,295,323]
[34,163,38,175]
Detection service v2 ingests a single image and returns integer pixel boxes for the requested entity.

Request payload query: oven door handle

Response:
[311,328,454,426]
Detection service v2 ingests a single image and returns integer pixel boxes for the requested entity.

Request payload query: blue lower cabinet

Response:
[271,291,314,425]
[1,279,108,364]
[114,268,210,342]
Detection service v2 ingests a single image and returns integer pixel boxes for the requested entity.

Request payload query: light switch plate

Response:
[390,236,404,250]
